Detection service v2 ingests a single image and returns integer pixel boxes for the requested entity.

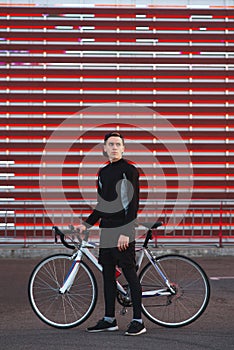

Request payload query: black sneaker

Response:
[86,318,118,333]
[125,321,146,336]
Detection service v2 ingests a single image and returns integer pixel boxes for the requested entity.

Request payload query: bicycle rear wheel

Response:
[28,254,98,328]
[139,254,210,327]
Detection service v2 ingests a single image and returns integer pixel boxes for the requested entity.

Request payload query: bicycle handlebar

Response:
[53,226,75,250]
[53,221,163,250]
[53,225,89,250]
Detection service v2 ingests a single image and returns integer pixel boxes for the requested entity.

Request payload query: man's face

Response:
[104,136,125,162]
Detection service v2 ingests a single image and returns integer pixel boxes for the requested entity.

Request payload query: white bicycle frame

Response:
[59,239,173,297]
[59,240,127,295]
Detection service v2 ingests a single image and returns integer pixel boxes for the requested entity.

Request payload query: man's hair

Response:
[104,131,124,144]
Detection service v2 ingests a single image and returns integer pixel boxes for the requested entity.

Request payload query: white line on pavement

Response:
[210,276,234,280]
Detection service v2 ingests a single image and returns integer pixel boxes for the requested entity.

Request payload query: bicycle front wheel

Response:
[28,254,98,328]
[139,254,210,327]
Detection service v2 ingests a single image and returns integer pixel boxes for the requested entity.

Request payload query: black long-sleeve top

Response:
[85,158,139,233]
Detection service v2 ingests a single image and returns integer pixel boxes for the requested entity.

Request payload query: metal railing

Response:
[1,202,234,247]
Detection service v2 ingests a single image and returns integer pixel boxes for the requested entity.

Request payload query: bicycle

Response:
[28,222,210,329]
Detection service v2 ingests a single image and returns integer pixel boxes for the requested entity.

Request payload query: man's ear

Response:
[103,145,108,157]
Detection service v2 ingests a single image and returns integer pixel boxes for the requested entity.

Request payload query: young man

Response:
[76,131,146,336]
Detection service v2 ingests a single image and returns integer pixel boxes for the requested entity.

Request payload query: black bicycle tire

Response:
[28,253,98,328]
[139,254,210,327]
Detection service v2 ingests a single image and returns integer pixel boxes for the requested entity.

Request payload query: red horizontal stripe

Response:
[0,25,55,29]
[0,112,233,116]
[1,7,234,16]
[7,28,232,31]
[1,74,232,79]
[14,186,220,193]
[1,193,231,201]
[0,149,234,153]
[1,136,234,140]
[0,98,232,103]
[2,35,234,42]
[10,223,234,228]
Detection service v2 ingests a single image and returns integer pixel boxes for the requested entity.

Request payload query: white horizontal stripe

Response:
[1,64,231,70]
[0,223,14,227]
[210,277,234,280]
[2,114,232,120]
[0,161,15,165]
[0,186,15,189]
[5,212,229,219]
[0,198,15,201]
[0,199,231,206]
[2,91,232,96]
[0,126,230,132]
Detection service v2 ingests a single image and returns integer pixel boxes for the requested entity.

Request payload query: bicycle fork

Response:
[59,251,83,294]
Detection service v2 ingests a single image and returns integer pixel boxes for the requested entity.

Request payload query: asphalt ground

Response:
[0,252,234,350]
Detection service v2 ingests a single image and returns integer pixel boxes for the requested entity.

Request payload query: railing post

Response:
[154,229,158,248]
[219,201,223,248]
[23,203,27,248]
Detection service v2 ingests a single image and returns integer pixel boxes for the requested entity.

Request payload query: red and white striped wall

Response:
[0,3,233,244]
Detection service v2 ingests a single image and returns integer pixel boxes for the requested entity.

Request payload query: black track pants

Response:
[102,263,142,319]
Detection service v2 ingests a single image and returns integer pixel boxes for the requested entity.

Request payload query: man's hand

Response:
[117,234,129,251]
[75,224,86,234]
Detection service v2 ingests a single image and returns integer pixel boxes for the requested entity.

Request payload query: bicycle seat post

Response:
[143,229,152,248]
